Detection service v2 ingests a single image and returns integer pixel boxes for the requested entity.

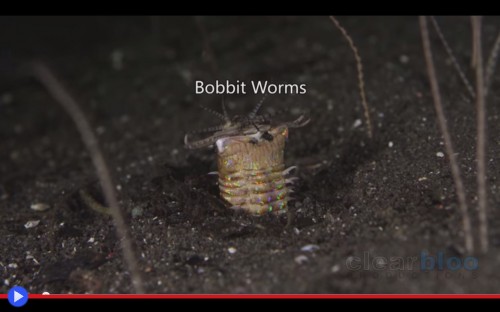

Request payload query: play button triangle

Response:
[14,290,23,302]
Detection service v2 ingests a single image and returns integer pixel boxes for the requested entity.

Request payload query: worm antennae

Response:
[430,16,476,98]
[185,132,229,149]
[286,115,311,128]
[221,95,230,123]
[248,94,268,119]
[187,124,225,135]
[199,104,227,121]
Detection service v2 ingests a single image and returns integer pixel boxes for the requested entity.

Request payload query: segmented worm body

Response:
[185,97,309,214]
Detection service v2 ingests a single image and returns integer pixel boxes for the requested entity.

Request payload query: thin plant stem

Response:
[328,16,373,139]
[471,16,489,254]
[430,16,476,99]
[484,30,500,97]
[419,16,474,254]
[31,62,145,293]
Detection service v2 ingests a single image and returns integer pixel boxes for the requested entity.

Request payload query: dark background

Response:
[1,16,499,293]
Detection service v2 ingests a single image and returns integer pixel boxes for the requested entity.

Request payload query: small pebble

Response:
[8,263,18,269]
[24,220,40,229]
[0,187,8,200]
[26,255,39,265]
[399,54,410,64]
[228,247,237,254]
[300,244,320,252]
[30,203,50,212]
[352,119,362,128]
[87,237,95,243]
[388,141,394,148]
[294,255,309,265]
[327,100,334,111]
[331,264,341,273]
[178,68,192,83]
[436,152,445,158]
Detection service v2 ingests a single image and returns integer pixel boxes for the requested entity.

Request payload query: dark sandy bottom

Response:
[1,16,500,294]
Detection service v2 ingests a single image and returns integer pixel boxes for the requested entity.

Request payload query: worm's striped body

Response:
[185,98,309,214]
[216,125,291,214]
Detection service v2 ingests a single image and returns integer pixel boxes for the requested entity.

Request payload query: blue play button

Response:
[8,286,28,307]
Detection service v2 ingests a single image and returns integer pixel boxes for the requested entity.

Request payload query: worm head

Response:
[184,96,310,150]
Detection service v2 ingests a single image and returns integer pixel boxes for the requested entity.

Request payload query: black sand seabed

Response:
[1,16,499,293]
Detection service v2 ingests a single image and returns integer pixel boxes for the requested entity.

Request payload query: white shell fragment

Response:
[294,255,309,265]
[30,203,50,212]
[352,119,362,128]
[24,220,40,229]
[300,244,320,252]
[227,247,237,254]
[436,152,445,158]
[216,138,227,153]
